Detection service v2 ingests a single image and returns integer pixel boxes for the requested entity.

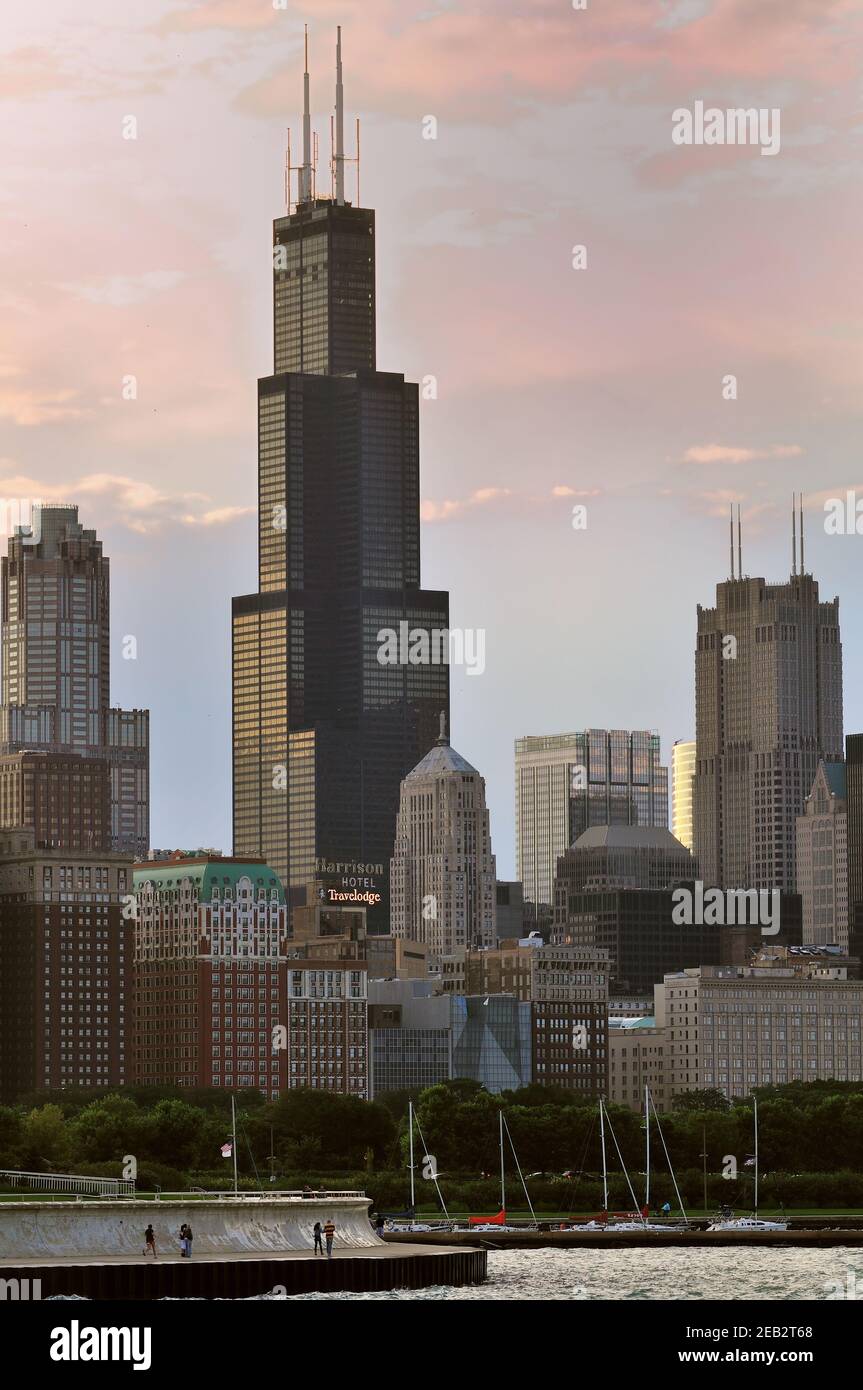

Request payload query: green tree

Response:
[672,1088,730,1113]
[19,1104,70,1171]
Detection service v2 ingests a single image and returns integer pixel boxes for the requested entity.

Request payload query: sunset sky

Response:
[1,0,862,874]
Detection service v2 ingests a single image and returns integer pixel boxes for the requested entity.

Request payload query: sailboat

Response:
[385,1100,449,1232]
[638,1085,689,1231]
[465,1110,539,1231]
[707,1096,787,1231]
[579,1098,650,1231]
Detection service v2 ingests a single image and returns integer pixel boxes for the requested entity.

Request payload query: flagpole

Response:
[231,1095,238,1197]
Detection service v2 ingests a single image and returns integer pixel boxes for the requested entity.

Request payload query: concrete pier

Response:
[0,1197,486,1298]
[0,1244,486,1300]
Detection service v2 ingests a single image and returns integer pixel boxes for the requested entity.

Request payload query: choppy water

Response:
[255,1247,863,1300]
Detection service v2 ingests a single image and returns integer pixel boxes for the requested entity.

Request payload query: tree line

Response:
[0,1080,861,1200]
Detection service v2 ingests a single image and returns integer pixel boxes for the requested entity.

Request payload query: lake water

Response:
[257,1247,863,1300]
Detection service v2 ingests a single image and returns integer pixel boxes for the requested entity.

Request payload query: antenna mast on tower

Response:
[334,25,345,204]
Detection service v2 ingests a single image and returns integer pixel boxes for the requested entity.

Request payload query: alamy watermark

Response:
[671,880,780,935]
[824,492,863,535]
[672,101,780,157]
[377,622,485,676]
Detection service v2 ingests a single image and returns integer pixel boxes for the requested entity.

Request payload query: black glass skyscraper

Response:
[232,32,450,929]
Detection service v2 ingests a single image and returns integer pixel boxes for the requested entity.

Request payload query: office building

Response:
[368,978,451,1097]
[553,824,697,897]
[450,995,532,1093]
[390,721,496,959]
[0,827,132,1099]
[133,851,369,1098]
[671,739,696,851]
[0,750,111,852]
[496,880,526,939]
[515,729,668,913]
[608,1016,668,1113]
[232,36,449,930]
[693,502,843,893]
[556,884,721,996]
[0,505,149,856]
[845,734,863,958]
[134,854,290,1095]
[795,760,848,948]
[656,950,863,1099]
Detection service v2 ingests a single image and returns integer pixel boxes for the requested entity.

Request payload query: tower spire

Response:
[792,494,797,576]
[737,504,742,579]
[729,503,735,579]
[334,25,345,205]
[300,24,312,203]
[799,493,805,574]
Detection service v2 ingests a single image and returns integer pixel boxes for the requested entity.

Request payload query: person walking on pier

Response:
[375,1214,385,1238]
[143,1224,157,1258]
[313,1221,324,1256]
[323,1218,336,1259]
[179,1223,189,1257]
[185,1224,194,1259]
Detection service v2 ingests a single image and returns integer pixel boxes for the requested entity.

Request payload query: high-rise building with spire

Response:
[693,498,843,892]
[390,716,496,960]
[232,29,450,930]
[0,504,149,855]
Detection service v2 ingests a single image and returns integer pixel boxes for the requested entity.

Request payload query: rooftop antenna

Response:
[334,25,345,204]
[792,494,797,577]
[737,504,742,579]
[729,504,735,579]
[438,711,447,744]
[799,493,805,575]
[299,24,312,203]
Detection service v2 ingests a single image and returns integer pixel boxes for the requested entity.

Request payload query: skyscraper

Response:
[232,32,449,930]
[843,734,863,955]
[515,729,668,912]
[0,505,149,856]
[795,759,848,948]
[671,739,696,851]
[390,718,496,959]
[693,501,843,891]
[0,827,133,1099]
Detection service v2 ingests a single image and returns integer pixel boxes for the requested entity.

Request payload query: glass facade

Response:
[370,1027,451,1096]
[450,995,532,1093]
[232,194,449,929]
[671,739,696,851]
[273,203,375,378]
[515,730,669,911]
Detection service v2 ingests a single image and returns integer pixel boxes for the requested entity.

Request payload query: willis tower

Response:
[232,28,450,930]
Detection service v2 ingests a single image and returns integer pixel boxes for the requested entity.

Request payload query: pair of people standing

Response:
[179,1223,194,1258]
[313,1220,336,1258]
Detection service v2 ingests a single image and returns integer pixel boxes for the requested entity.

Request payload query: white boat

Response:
[585,1091,689,1233]
[707,1098,788,1232]
[708,1216,788,1232]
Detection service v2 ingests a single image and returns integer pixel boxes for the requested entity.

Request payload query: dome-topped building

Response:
[390,715,497,960]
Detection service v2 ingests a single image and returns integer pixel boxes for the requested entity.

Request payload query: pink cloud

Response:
[683,444,804,465]
[229,0,863,122]
[0,470,252,535]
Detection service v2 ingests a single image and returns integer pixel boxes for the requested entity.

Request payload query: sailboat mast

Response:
[645,1085,650,1213]
[499,1108,506,1213]
[231,1095,238,1197]
[753,1096,759,1215]
[408,1100,415,1211]
[599,1099,608,1212]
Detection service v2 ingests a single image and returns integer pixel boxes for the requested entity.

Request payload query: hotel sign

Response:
[315,858,383,908]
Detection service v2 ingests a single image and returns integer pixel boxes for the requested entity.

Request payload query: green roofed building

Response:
[132,852,367,1097]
